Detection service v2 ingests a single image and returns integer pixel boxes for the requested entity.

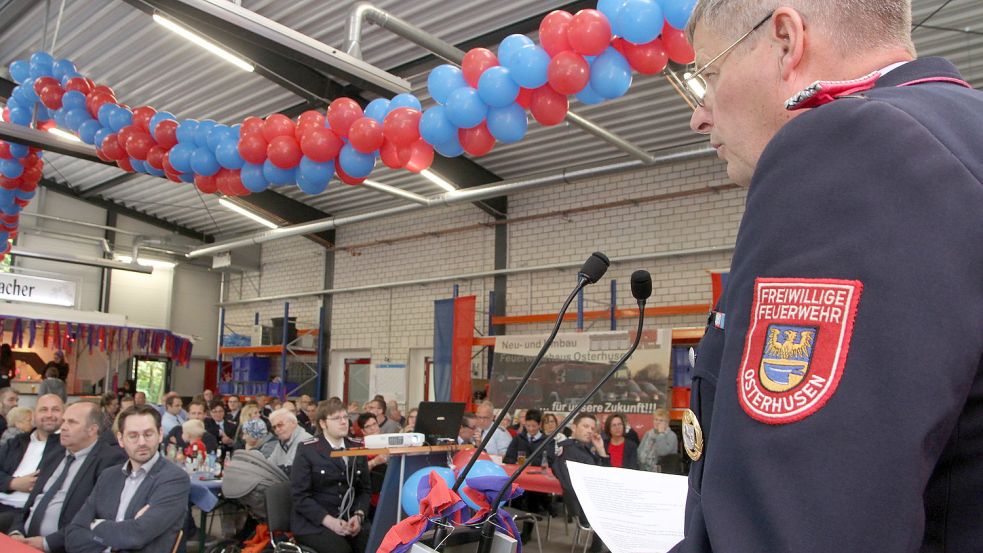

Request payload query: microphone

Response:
[475,270,652,553]
[579,251,610,284]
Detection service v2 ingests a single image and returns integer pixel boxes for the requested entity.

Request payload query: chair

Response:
[264,481,315,553]
[504,507,543,553]
[170,530,184,553]
[562,493,594,553]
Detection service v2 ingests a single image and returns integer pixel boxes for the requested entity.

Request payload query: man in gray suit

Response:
[64,405,189,553]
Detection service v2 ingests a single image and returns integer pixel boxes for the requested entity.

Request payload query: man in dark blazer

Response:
[64,405,189,553]
[0,394,65,531]
[203,400,236,455]
[7,402,126,552]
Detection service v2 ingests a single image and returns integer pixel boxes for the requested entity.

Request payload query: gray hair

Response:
[269,408,297,424]
[686,0,914,57]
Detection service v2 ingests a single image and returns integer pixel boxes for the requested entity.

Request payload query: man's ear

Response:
[770,7,807,81]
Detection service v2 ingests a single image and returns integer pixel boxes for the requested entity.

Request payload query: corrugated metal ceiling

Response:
[2,0,981,238]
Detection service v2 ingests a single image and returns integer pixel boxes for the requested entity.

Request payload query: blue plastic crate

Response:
[232,356,270,381]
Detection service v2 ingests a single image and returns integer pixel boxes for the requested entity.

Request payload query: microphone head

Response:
[630,270,652,300]
[578,252,610,284]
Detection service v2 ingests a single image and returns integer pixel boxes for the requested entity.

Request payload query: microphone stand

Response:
[475,299,647,553]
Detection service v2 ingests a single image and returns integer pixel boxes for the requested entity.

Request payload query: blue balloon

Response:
[297,157,333,194]
[30,52,54,67]
[590,48,633,99]
[78,120,102,144]
[8,60,29,84]
[97,103,116,128]
[477,66,520,109]
[8,143,28,159]
[190,147,221,176]
[206,124,231,152]
[215,137,245,170]
[0,159,24,179]
[338,144,375,178]
[445,87,487,129]
[146,165,165,178]
[388,93,422,113]
[364,98,390,123]
[401,467,456,516]
[486,104,528,144]
[241,163,269,192]
[419,105,457,146]
[168,143,195,173]
[506,44,550,89]
[8,107,32,126]
[229,124,242,140]
[59,72,81,86]
[14,188,35,201]
[497,34,534,68]
[597,0,626,36]
[29,60,53,79]
[195,120,216,149]
[61,90,87,111]
[129,158,147,174]
[428,65,469,105]
[459,461,507,510]
[109,107,132,132]
[179,172,195,183]
[575,81,606,105]
[53,108,68,129]
[149,111,176,135]
[52,59,77,80]
[663,0,697,30]
[65,108,91,132]
[616,0,664,45]
[263,159,297,185]
[176,120,199,144]
[434,135,464,158]
[21,78,40,102]
[0,232,8,244]
[93,128,113,149]
[35,106,50,122]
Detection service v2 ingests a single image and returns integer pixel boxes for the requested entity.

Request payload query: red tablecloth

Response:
[0,533,45,553]
[500,463,564,495]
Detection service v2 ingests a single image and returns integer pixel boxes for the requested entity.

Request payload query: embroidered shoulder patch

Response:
[738,278,862,424]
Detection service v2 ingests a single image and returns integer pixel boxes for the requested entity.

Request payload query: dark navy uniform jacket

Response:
[671,58,983,553]
[290,435,371,537]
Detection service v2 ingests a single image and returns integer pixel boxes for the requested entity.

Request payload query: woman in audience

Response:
[637,409,680,473]
[239,417,277,456]
[99,392,119,432]
[233,403,264,446]
[402,408,418,432]
[602,412,638,469]
[1,406,32,444]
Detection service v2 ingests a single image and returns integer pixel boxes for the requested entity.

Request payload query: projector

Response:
[364,432,425,449]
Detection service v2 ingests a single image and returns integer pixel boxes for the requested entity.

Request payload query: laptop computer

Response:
[414,401,466,445]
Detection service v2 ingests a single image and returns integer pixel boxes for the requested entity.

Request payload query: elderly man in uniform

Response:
[669,1,983,552]
[267,408,312,475]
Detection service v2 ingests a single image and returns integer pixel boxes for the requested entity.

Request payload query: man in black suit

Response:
[64,405,190,553]
[0,387,19,436]
[0,395,64,528]
[203,400,236,456]
[6,402,126,552]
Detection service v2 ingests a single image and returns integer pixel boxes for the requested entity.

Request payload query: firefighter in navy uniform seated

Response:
[551,413,609,553]
[669,1,983,553]
[290,398,370,553]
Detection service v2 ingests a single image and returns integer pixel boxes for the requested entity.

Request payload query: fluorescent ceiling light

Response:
[218,197,278,229]
[420,169,457,193]
[48,127,81,142]
[682,71,707,102]
[115,255,177,269]
[153,13,255,72]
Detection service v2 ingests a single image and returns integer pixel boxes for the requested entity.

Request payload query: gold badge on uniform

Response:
[682,409,704,461]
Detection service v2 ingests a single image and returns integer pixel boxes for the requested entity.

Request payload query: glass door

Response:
[132,356,170,404]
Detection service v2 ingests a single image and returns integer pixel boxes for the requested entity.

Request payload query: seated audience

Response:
[603,412,639,470]
[386,400,405,428]
[97,393,118,434]
[296,395,314,431]
[346,401,361,425]
[177,419,214,460]
[167,400,218,454]
[225,395,241,423]
[475,401,512,455]
[402,408,418,433]
[552,413,609,553]
[303,401,319,435]
[239,418,277,457]
[256,395,272,417]
[282,400,298,415]
[7,402,126,552]
[64,405,190,553]
[37,365,67,403]
[0,395,65,530]
[0,387,19,436]
[267,409,312,475]
[638,409,680,474]
[202,389,214,404]
[133,392,147,407]
[503,408,553,522]
[160,394,184,437]
[457,413,478,446]
[204,400,237,455]
[1,407,32,445]
[50,351,69,382]
[367,399,401,434]
[291,398,370,553]
[119,395,135,412]
[353,412,377,439]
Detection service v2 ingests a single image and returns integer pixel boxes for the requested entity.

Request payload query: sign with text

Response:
[0,273,77,307]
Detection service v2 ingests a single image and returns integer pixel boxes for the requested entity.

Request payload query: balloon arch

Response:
[0,0,697,261]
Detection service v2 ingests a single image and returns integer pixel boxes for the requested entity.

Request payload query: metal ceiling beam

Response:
[0,0,38,38]
[227,192,336,248]
[81,173,142,199]
[0,121,109,164]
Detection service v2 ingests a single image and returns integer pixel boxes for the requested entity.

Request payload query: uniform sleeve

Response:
[675,98,983,552]
[290,446,330,526]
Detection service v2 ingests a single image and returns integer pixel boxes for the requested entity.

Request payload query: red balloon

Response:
[215,168,235,196]
[91,85,115,96]
[515,87,534,109]
[116,125,140,151]
[327,98,363,138]
[94,147,112,163]
[14,197,29,208]
[348,117,384,154]
[125,132,154,161]
[116,158,134,173]
[0,176,19,189]
[540,10,574,57]
[241,116,265,136]
[379,140,405,169]
[462,48,499,88]
[621,37,668,75]
[267,135,302,169]
[238,133,268,164]
[297,110,325,128]
[165,170,183,183]
[22,165,41,183]
[63,77,92,95]
[101,134,127,161]
[382,108,422,148]
[195,174,218,194]
[1,107,8,123]
[0,143,10,159]
[335,163,365,185]
[20,179,37,192]
[300,127,343,163]
[568,9,612,56]
[85,91,116,118]
[530,86,569,126]
[37,120,55,132]
[146,146,166,170]
[458,122,495,157]
[131,106,157,132]
[663,22,695,64]
[39,85,64,110]
[33,77,59,96]
[263,114,296,142]
[403,140,434,173]
[547,51,590,95]
[226,169,249,196]
[154,119,179,150]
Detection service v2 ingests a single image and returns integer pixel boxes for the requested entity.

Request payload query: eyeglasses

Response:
[325,415,348,422]
[683,11,775,108]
